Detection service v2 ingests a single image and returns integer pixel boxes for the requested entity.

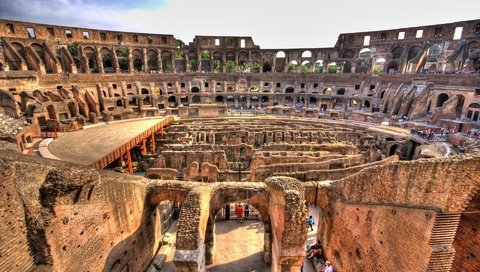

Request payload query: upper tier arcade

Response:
[0,18,479,75]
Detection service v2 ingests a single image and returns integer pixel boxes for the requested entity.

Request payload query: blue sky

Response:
[0,0,479,48]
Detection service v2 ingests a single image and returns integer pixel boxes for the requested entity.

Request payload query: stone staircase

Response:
[427,212,462,272]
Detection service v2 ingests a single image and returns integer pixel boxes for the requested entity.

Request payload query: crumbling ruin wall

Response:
[322,202,435,272]
[0,151,163,272]
[317,154,480,272]
[276,155,399,182]
[0,159,36,271]
[265,176,308,272]
[174,185,212,272]
[250,154,364,182]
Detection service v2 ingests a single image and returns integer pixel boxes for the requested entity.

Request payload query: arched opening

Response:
[225,51,235,73]
[302,50,312,58]
[180,96,189,106]
[200,50,211,72]
[238,60,248,73]
[336,88,346,95]
[388,144,398,156]
[192,95,201,103]
[174,50,186,73]
[212,60,222,73]
[212,51,222,72]
[285,87,294,94]
[262,62,272,73]
[133,58,143,72]
[261,96,269,107]
[407,45,420,62]
[359,48,371,58]
[215,96,224,104]
[84,47,98,73]
[314,60,324,73]
[288,60,298,73]
[161,50,173,73]
[424,44,442,72]
[100,48,114,73]
[364,100,371,109]
[251,96,259,108]
[143,96,151,105]
[327,62,337,73]
[301,60,311,73]
[47,105,57,119]
[309,97,317,108]
[191,87,200,93]
[436,93,449,108]
[226,96,235,108]
[141,88,149,95]
[168,96,177,108]
[323,88,332,95]
[387,61,399,74]
[116,48,129,73]
[467,103,480,121]
[116,99,124,107]
[284,96,293,107]
[205,192,271,270]
[373,58,386,74]
[147,50,159,72]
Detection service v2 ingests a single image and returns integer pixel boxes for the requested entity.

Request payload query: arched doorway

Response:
[389,144,398,156]
[168,96,177,108]
[205,187,270,269]
[251,96,259,108]
[285,96,293,107]
[436,93,449,108]
[215,96,224,104]
[226,96,235,108]
[262,62,272,73]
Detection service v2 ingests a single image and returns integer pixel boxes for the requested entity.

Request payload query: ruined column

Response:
[265,176,308,272]
[173,186,212,272]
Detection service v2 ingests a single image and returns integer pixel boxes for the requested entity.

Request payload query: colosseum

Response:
[0,17,479,272]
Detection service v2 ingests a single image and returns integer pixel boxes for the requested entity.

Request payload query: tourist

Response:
[306,240,323,259]
[307,246,323,260]
[244,203,250,218]
[235,202,244,223]
[308,215,314,231]
[324,261,334,272]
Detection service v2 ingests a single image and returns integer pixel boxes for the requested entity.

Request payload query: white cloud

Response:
[0,0,479,48]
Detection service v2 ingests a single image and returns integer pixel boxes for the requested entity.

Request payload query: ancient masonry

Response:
[0,18,479,272]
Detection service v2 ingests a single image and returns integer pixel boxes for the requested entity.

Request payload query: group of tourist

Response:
[234,202,250,223]
[302,239,335,272]
[411,128,456,141]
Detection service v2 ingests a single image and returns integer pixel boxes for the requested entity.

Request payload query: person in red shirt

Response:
[235,203,244,223]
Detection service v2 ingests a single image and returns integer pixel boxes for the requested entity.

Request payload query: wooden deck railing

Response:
[91,116,174,169]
